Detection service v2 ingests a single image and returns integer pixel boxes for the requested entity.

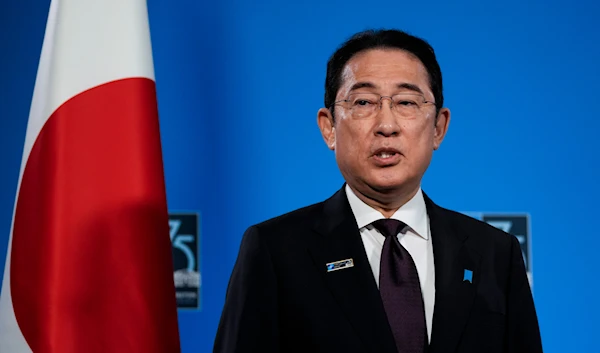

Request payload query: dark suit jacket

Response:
[214,187,543,353]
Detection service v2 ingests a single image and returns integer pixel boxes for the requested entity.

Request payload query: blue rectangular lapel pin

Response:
[463,269,473,283]
[326,258,354,272]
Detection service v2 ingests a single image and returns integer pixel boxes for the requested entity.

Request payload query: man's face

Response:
[318,48,450,203]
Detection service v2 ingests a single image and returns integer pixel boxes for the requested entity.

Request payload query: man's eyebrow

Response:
[348,82,425,95]
[348,82,377,91]
[396,82,424,95]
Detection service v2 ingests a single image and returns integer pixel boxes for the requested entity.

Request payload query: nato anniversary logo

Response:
[169,213,201,309]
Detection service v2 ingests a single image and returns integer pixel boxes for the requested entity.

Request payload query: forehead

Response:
[339,48,431,94]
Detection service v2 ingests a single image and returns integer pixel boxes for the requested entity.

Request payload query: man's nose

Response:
[375,96,400,137]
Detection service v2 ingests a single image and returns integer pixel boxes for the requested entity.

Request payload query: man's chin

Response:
[366,174,422,197]
[367,175,410,192]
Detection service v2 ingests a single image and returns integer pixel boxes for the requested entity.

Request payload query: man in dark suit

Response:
[214,29,543,353]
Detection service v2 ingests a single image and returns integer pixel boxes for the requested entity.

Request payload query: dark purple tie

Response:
[372,219,427,353]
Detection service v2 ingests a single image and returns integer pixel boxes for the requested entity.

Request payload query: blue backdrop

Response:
[1,0,599,352]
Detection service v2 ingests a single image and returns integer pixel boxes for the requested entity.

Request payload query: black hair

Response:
[325,29,443,119]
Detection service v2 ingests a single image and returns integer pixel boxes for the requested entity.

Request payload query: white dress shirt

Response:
[345,184,435,342]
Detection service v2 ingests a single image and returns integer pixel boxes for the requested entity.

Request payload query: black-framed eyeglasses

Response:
[333,92,436,120]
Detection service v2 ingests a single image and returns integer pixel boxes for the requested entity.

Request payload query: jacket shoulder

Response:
[251,200,326,234]
[435,204,518,249]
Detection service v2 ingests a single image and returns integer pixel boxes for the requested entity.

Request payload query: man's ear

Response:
[317,108,336,150]
[433,107,450,150]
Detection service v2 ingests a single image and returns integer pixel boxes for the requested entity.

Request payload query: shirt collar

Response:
[345,184,429,240]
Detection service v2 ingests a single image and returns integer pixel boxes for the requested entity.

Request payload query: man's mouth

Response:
[375,151,398,158]
[373,148,401,158]
[372,148,402,165]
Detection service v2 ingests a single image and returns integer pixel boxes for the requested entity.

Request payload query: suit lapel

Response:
[425,194,481,353]
[309,187,397,353]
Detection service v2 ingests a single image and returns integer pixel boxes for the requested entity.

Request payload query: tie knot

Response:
[371,219,407,238]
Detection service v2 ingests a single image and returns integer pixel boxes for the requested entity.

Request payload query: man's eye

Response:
[354,99,374,106]
[397,99,417,106]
